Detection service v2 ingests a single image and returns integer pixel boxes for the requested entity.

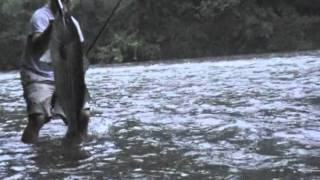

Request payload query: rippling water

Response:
[0,52,320,179]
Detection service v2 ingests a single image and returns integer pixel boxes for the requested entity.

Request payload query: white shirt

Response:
[30,4,84,41]
[21,4,85,84]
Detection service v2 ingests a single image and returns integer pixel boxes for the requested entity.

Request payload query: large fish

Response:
[50,0,87,138]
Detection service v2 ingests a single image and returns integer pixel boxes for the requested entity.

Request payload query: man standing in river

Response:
[20,0,90,144]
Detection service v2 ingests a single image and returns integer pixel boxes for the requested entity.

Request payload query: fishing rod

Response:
[85,0,123,56]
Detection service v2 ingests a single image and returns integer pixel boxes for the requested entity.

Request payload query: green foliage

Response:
[95,32,144,63]
[0,0,320,70]
[0,0,25,16]
[199,0,242,18]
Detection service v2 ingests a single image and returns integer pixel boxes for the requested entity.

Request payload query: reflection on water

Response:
[0,51,320,179]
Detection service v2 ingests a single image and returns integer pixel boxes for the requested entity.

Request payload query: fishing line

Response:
[85,0,123,56]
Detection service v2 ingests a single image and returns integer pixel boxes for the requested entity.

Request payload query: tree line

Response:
[1,0,320,70]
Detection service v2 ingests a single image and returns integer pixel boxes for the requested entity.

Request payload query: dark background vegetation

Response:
[1,0,320,70]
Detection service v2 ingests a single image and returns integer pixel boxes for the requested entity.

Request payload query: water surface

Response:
[0,52,320,179]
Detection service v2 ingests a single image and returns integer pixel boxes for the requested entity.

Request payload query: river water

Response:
[0,52,320,179]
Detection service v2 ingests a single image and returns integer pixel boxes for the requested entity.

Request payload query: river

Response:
[0,52,320,179]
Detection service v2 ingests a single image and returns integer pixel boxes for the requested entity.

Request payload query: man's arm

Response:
[31,21,53,57]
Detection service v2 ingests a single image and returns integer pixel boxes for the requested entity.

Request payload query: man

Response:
[20,0,89,144]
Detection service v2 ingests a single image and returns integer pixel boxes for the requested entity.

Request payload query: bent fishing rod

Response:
[85,0,123,56]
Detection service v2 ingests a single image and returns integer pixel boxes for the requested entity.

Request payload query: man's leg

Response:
[79,109,90,135]
[64,110,90,141]
[21,82,55,144]
[21,114,49,144]
[79,88,91,135]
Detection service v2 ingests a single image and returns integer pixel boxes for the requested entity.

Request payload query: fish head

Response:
[52,0,73,26]
[51,0,81,44]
